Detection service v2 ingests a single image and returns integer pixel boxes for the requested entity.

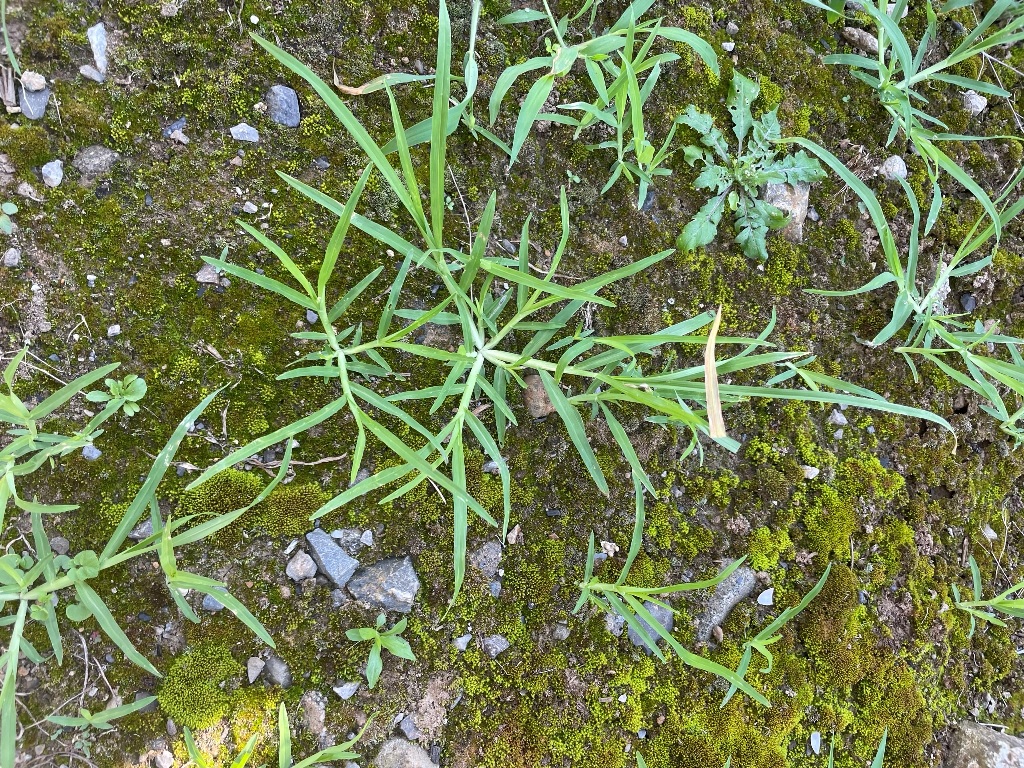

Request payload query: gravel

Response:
[266,85,301,127]
[262,654,292,688]
[230,123,260,142]
[41,160,63,187]
[879,155,908,180]
[87,23,108,74]
[469,541,502,579]
[247,657,265,683]
[73,146,120,177]
[286,550,318,581]
[347,557,420,613]
[482,634,510,658]
[82,445,103,461]
[333,681,360,700]
[306,528,359,588]
[2,248,21,268]
[375,740,436,768]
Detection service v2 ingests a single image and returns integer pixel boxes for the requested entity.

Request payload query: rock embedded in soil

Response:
[962,90,988,117]
[73,145,120,178]
[331,528,365,555]
[82,445,102,461]
[49,536,69,555]
[469,541,502,579]
[375,739,436,768]
[879,155,908,180]
[306,528,359,588]
[266,85,301,127]
[763,181,811,243]
[347,557,420,613]
[195,263,221,285]
[300,691,327,738]
[627,601,674,652]
[286,550,317,581]
[523,373,556,418]
[79,65,104,83]
[2,248,21,267]
[18,83,50,121]
[841,26,879,54]
[946,722,1024,767]
[262,654,292,688]
[333,681,360,700]
[41,160,63,187]
[246,657,265,683]
[87,23,108,74]
[230,122,260,142]
[482,634,510,658]
[453,634,472,651]
[399,713,422,740]
[129,519,153,541]
[154,750,173,768]
[697,563,757,642]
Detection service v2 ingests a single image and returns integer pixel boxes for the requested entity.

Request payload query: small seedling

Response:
[346,613,416,689]
[45,696,157,759]
[85,374,148,417]
[0,201,15,235]
[677,71,825,261]
[953,555,1024,638]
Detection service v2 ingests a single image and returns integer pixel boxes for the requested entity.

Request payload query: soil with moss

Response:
[2,0,1024,766]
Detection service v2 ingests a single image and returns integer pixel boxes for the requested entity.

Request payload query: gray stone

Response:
[162,118,187,138]
[946,722,1024,767]
[482,634,510,658]
[331,588,349,608]
[246,657,265,683]
[627,601,675,652]
[21,71,46,91]
[49,536,70,556]
[18,85,50,120]
[202,591,225,611]
[262,654,292,688]
[841,26,879,55]
[196,263,221,284]
[726,21,739,35]
[266,85,301,127]
[697,563,757,642]
[300,691,326,737]
[304,308,318,324]
[330,528,365,555]
[763,181,811,243]
[523,373,556,418]
[453,634,472,651]
[963,90,988,118]
[107,324,121,338]
[41,160,63,187]
[128,519,153,541]
[79,65,105,83]
[242,201,258,214]
[347,557,420,613]
[961,293,978,313]
[469,541,502,579]
[552,622,570,642]
[399,713,422,740]
[722,41,735,52]
[360,529,374,547]
[605,613,625,637]
[154,750,174,768]
[286,550,317,581]
[230,122,260,142]
[879,155,908,180]
[333,681,359,700]
[828,409,848,427]
[168,129,189,145]
[488,580,501,598]
[82,445,102,461]
[2,248,21,268]
[306,528,359,588]
[73,145,120,177]
[87,23,108,74]
[375,739,435,768]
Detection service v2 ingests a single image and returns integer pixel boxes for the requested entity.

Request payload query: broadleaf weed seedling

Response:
[193,0,955,609]
[0,201,15,236]
[346,612,416,689]
[676,71,826,261]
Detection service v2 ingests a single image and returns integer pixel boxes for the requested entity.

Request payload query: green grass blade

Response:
[430,0,452,246]
[74,581,158,675]
[537,370,608,495]
[202,255,316,310]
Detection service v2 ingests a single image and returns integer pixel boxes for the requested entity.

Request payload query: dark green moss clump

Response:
[158,644,241,730]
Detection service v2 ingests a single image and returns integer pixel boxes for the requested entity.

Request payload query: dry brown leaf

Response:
[704,305,727,439]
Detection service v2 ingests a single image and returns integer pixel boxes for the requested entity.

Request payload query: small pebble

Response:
[2,248,21,268]
[82,445,102,461]
[49,536,70,555]
[21,71,46,91]
[246,657,265,683]
[757,588,775,606]
[618,235,628,246]
[202,592,225,612]
[360,529,374,547]
[333,681,360,699]
[962,90,987,117]
[230,122,260,143]
[305,309,318,324]
[810,731,822,755]
[879,155,908,180]
[828,409,848,427]
[722,41,736,52]
[242,201,258,214]
[41,160,63,187]
[285,550,317,581]
[107,324,121,338]
[453,634,472,652]
[726,21,739,35]
[801,465,820,480]
[960,293,977,313]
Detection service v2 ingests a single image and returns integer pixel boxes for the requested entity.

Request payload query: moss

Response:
[747,526,793,571]
[158,644,242,731]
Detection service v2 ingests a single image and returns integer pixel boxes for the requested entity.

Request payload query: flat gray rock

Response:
[201,592,225,611]
[262,654,292,688]
[482,634,510,658]
[2,248,20,268]
[87,23,108,74]
[375,739,435,768]
[18,85,50,120]
[41,159,63,187]
[333,681,359,700]
[306,529,359,588]
[697,563,757,642]
[266,84,300,127]
[347,557,420,613]
[469,541,502,579]
[946,722,1024,767]
[73,145,119,177]
[627,601,674,652]
[82,445,102,461]
[80,64,105,83]
[246,657,265,683]
[230,122,260,142]
[286,550,317,581]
